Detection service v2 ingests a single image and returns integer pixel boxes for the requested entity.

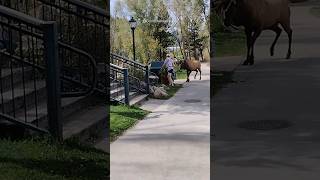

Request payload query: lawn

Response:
[110,105,149,141]
[310,7,320,17]
[175,69,187,80]
[164,84,183,99]
[214,32,246,57]
[0,137,109,180]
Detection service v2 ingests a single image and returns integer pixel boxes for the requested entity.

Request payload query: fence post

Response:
[123,68,130,105]
[145,65,150,94]
[42,21,62,140]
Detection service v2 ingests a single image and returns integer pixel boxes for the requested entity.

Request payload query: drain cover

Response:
[237,120,292,130]
[184,99,202,103]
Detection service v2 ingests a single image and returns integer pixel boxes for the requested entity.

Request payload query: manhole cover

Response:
[184,99,202,103]
[237,120,292,130]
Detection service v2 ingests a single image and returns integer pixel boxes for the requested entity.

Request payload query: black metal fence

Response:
[0,5,60,136]
[0,0,109,139]
[1,0,109,96]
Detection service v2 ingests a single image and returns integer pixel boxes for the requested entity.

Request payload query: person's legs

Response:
[168,69,174,86]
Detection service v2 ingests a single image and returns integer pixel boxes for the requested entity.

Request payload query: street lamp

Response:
[129,17,137,61]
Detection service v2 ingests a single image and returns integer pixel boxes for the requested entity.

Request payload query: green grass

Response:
[215,32,246,57]
[0,137,109,180]
[110,105,149,141]
[175,69,187,80]
[212,71,235,96]
[164,84,183,99]
[310,7,320,17]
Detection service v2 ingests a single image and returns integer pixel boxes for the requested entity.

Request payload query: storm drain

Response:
[237,120,292,130]
[184,99,202,103]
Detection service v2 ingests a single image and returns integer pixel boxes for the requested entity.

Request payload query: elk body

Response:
[217,0,293,65]
[180,59,202,82]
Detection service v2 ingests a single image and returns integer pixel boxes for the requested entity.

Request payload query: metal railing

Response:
[1,0,109,96]
[110,64,129,105]
[0,5,61,137]
[110,53,150,95]
[0,4,100,139]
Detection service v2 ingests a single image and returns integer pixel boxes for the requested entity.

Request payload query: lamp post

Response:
[129,17,137,61]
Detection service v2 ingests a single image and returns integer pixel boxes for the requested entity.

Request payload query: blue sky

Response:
[110,0,116,15]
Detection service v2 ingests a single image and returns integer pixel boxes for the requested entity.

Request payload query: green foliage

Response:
[212,11,225,33]
[171,0,210,60]
[175,69,187,80]
[215,32,246,57]
[111,0,210,63]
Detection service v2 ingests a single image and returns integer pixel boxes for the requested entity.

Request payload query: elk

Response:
[179,59,202,82]
[216,0,293,65]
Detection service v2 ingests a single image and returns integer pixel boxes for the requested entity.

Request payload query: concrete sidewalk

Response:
[111,63,210,180]
[213,3,320,180]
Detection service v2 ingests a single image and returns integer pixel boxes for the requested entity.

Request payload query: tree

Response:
[126,0,174,60]
[171,0,209,60]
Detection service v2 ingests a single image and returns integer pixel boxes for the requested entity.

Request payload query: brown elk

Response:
[179,59,202,82]
[216,0,293,65]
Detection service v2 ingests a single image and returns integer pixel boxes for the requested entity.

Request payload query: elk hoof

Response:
[242,60,249,65]
[286,53,291,59]
[249,61,254,65]
[270,50,274,56]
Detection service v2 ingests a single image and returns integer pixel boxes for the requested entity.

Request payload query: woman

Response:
[162,54,175,86]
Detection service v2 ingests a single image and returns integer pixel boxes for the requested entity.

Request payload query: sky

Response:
[110,0,130,18]
[110,0,117,16]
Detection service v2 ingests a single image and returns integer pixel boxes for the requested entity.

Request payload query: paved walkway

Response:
[213,2,320,180]
[111,63,210,180]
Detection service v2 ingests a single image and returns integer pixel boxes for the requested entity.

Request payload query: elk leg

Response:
[194,70,198,79]
[249,30,262,65]
[287,29,292,59]
[243,28,253,65]
[281,22,292,59]
[186,70,191,82]
[199,69,202,80]
[270,25,282,56]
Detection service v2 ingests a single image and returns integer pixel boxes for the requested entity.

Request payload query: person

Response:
[162,54,175,86]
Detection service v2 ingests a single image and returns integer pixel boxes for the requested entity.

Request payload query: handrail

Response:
[38,0,109,26]
[58,42,97,97]
[38,0,108,17]
[0,41,98,97]
[111,53,146,69]
[110,63,127,70]
[59,0,107,16]
[110,63,130,104]
[0,5,46,27]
